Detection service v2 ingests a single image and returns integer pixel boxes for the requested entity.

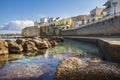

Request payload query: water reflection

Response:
[0,39,99,80]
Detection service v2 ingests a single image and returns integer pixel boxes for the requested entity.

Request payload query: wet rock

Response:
[33,39,49,49]
[71,52,86,57]
[0,54,8,62]
[0,62,50,79]
[44,39,52,47]
[37,50,47,55]
[55,57,120,80]
[32,37,41,41]
[5,40,12,42]
[0,40,9,55]
[55,37,64,42]
[8,41,23,53]
[16,39,25,45]
[23,40,37,52]
[24,51,37,56]
[0,61,6,68]
[50,40,58,46]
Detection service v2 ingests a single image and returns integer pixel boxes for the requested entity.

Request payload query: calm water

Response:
[0,39,99,80]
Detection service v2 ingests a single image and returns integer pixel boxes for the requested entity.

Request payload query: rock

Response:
[33,39,49,49]
[71,52,86,57]
[37,50,47,55]
[0,40,9,55]
[23,40,37,52]
[55,57,120,80]
[5,40,12,42]
[44,39,52,47]
[8,41,23,53]
[0,62,50,80]
[0,53,8,62]
[32,37,41,41]
[50,40,58,46]
[16,39,25,45]
[55,37,64,42]
[24,51,37,56]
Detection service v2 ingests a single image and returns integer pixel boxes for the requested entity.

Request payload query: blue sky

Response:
[0,0,107,33]
[0,0,106,24]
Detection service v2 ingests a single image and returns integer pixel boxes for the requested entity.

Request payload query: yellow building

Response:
[54,17,73,29]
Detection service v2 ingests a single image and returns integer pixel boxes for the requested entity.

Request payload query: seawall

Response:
[61,13,120,37]
[65,36,120,63]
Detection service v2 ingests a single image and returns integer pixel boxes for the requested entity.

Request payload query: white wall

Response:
[115,0,120,13]
[76,21,82,28]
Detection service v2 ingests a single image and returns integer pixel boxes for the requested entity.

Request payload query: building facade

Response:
[72,15,88,28]
[87,7,106,23]
[54,17,73,29]
[104,0,120,15]
[22,26,40,37]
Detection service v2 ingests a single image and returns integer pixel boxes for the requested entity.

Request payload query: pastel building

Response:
[87,7,106,23]
[104,0,120,15]
[54,17,73,29]
[72,15,88,28]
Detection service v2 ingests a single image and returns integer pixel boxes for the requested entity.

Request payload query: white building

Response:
[40,18,48,24]
[104,0,120,15]
[87,7,106,23]
[34,17,61,26]
[72,15,88,28]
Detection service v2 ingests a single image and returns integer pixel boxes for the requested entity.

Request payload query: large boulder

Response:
[7,41,23,53]
[44,39,52,47]
[55,57,120,80]
[33,39,49,49]
[16,39,25,45]
[23,40,37,52]
[0,40,8,55]
[50,40,58,46]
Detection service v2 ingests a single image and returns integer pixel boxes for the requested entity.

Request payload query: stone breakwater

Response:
[0,37,64,55]
[55,57,120,80]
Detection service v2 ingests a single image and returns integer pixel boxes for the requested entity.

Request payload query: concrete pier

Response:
[64,36,120,63]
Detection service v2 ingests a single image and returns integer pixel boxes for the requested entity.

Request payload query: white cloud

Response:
[0,20,34,31]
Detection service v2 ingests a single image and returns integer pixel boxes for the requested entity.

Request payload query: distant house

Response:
[72,15,88,28]
[87,7,106,23]
[104,0,120,15]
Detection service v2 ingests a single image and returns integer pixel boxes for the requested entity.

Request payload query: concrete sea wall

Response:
[65,37,120,63]
[60,13,120,63]
[61,13,120,36]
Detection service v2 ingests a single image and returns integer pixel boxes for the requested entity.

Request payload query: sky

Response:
[0,0,106,33]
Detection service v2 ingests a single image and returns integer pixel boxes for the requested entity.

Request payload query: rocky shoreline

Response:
[0,37,64,56]
[55,57,120,80]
